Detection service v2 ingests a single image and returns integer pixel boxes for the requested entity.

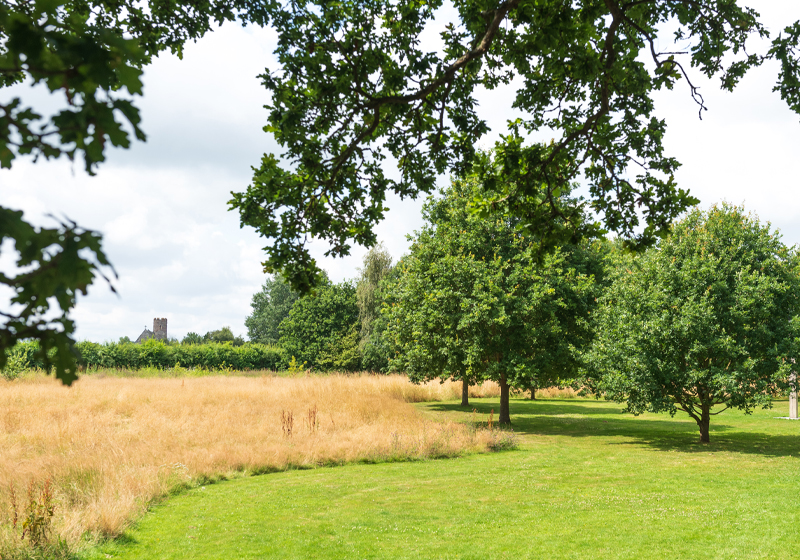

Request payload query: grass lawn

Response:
[82,398,800,560]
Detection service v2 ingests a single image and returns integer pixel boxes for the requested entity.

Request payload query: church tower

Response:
[153,318,167,340]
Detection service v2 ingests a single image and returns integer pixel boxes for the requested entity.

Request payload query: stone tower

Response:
[153,318,167,341]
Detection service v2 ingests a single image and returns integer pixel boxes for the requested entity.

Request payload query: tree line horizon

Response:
[4,181,798,443]
[242,181,800,442]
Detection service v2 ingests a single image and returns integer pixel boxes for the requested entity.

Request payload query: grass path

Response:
[83,398,800,560]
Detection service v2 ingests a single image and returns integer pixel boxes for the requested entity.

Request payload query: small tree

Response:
[385,250,481,406]
[586,204,800,443]
[356,243,394,372]
[385,179,597,420]
[182,332,203,345]
[245,275,299,345]
[204,327,235,344]
[356,243,393,347]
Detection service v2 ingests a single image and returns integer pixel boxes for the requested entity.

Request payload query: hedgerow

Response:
[5,340,287,372]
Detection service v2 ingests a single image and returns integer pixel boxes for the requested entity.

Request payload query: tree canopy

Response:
[245,275,299,345]
[0,0,256,172]
[203,326,245,345]
[229,0,800,292]
[585,204,800,443]
[355,243,395,372]
[182,332,204,345]
[278,278,361,371]
[385,178,599,423]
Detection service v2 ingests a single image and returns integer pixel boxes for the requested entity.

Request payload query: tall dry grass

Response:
[533,386,580,399]
[378,376,501,402]
[0,374,505,548]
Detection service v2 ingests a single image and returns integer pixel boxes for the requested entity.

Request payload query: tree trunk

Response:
[499,373,511,425]
[697,406,711,443]
[530,387,536,400]
[461,378,469,407]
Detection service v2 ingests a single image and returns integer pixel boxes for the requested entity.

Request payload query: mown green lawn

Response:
[83,398,800,560]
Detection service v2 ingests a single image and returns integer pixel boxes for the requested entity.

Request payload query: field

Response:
[3,374,798,559]
[0,373,508,555]
[85,398,799,560]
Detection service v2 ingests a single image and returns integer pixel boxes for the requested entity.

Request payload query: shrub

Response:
[2,352,28,380]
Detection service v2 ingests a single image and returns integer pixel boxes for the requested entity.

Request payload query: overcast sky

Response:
[1,1,799,342]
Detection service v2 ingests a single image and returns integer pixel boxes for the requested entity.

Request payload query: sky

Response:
[1,1,799,343]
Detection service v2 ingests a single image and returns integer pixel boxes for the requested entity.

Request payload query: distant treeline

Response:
[10,340,286,371]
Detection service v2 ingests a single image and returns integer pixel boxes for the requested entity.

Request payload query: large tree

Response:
[229,0,800,293]
[385,178,598,421]
[0,0,254,383]
[585,204,800,443]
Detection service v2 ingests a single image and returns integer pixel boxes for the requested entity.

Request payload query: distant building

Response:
[135,327,155,343]
[136,318,168,343]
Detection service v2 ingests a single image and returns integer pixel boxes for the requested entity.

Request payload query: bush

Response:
[3,340,44,375]
[1,352,28,380]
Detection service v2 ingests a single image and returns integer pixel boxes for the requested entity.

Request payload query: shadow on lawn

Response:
[607,431,800,457]
[432,400,625,416]
[427,399,800,458]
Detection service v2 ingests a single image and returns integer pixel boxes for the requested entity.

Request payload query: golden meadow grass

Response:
[0,374,505,548]
[534,386,580,399]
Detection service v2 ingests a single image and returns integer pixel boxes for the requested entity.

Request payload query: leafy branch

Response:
[232,0,799,292]
[0,207,116,385]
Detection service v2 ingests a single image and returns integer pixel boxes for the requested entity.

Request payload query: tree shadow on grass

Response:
[425,399,800,458]
[606,430,800,458]
[429,399,625,417]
